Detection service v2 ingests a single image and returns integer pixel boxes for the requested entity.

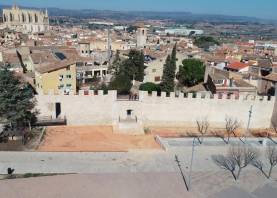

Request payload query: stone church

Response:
[2,5,49,33]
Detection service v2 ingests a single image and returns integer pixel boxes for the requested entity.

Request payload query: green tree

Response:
[0,67,37,130]
[194,36,220,49]
[178,59,205,87]
[171,43,177,74]
[121,50,144,82]
[109,50,144,94]
[108,50,121,75]
[109,73,132,95]
[160,45,177,93]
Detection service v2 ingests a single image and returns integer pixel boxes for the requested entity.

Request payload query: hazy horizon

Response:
[1,0,277,20]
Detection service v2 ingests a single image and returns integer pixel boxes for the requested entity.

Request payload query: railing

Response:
[118,116,138,123]
[117,95,140,101]
[36,116,67,126]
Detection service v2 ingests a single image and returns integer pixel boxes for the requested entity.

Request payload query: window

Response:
[59,75,63,81]
[66,84,72,87]
[35,14,38,23]
[66,66,70,71]
[152,69,156,73]
[58,84,64,89]
[154,76,161,82]
[66,75,72,79]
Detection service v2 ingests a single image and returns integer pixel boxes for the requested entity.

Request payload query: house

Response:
[260,73,277,96]
[255,58,274,95]
[225,62,249,73]
[188,66,257,98]
[144,52,185,84]
[35,60,77,95]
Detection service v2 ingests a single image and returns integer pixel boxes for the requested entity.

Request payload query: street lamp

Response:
[244,105,253,144]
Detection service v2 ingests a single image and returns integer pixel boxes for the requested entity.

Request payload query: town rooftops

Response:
[226,62,249,70]
[262,73,277,82]
[258,58,272,68]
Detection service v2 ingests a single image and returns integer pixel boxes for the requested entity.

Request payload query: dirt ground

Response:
[38,126,160,152]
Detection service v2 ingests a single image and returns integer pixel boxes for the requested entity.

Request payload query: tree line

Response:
[108,44,206,95]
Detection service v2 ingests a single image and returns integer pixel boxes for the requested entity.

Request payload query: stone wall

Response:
[36,91,276,129]
[36,90,117,125]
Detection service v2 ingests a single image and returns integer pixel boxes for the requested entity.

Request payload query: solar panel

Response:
[55,52,67,60]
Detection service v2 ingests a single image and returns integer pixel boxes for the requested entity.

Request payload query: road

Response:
[0,137,272,174]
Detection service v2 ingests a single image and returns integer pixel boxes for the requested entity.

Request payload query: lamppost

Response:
[244,105,253,143]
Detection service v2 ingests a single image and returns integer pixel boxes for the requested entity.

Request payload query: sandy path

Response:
[38,126,160,152]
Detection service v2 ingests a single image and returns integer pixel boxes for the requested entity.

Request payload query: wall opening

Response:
[55,103,61,118]
[127,109,133,117]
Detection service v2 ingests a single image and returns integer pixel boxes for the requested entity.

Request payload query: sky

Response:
[1,0,277,20]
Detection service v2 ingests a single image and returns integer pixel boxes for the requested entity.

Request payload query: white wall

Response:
[36,91,276,129]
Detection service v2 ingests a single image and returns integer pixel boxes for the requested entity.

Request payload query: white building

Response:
[165,28,203,36]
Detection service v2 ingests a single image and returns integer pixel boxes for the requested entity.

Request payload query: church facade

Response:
[2,5,49,33]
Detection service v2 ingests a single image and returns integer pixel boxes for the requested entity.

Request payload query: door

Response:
[55,103,61,118]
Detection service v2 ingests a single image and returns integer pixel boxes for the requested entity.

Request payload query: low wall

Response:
[35,90,276,129]
[36,90,117,125]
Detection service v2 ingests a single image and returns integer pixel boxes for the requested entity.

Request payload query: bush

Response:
[139,82,161,93]
[109,74,132,95]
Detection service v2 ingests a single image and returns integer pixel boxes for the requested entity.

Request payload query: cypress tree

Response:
[171,43,177,74]
[161,45,177,93]
[161,55,174,93]
[137,50,145,82]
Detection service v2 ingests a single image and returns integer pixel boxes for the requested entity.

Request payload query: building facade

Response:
[35,61,77,95]
[2,5,49,33]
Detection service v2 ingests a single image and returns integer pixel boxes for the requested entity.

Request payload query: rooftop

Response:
[227,62,249,70]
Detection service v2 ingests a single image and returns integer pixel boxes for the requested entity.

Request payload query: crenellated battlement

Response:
[37,90,275,104]
[139,91,276,103]
[37,90,117,99]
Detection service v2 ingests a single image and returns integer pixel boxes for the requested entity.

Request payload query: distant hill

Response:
[0,4,275,24]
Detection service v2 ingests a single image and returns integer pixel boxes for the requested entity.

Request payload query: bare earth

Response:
[38,126,160,152]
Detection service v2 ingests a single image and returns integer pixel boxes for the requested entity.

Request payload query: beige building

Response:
[144,53,186,84]
[35,60,77,95]
[2,5,49,33]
